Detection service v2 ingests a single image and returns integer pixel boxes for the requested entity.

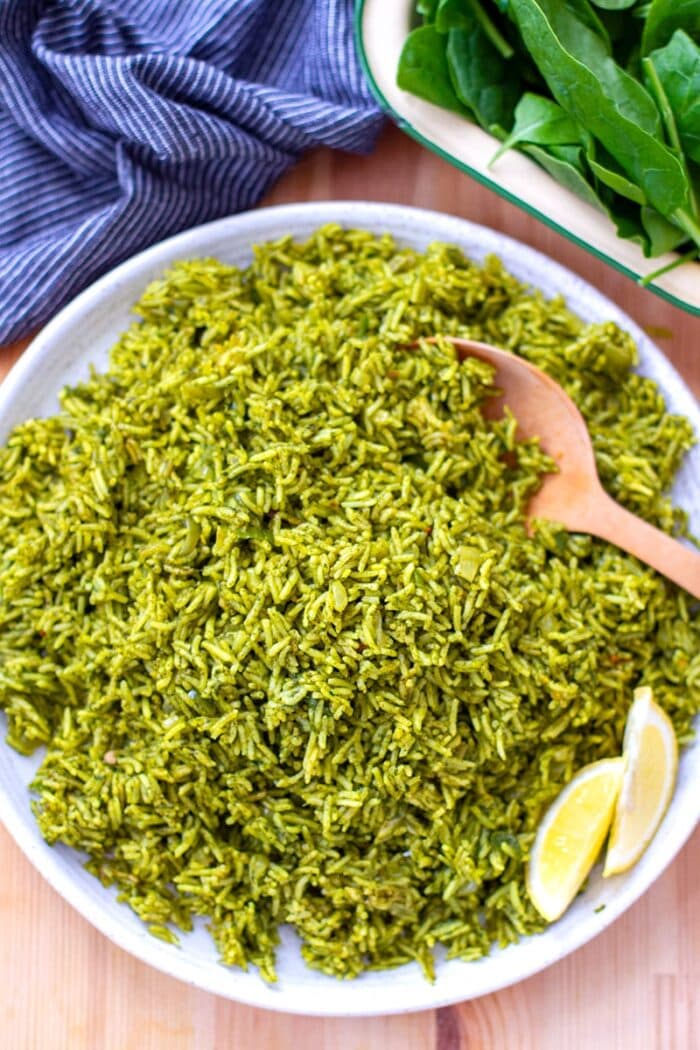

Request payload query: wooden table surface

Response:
[1,125,698,1050]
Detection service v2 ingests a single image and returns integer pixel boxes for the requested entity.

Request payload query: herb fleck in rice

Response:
[0,226,697,981]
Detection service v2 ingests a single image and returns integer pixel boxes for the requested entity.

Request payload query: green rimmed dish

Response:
[355,0,700,317]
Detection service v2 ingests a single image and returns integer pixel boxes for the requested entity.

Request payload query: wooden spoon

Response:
[442,337,700,599]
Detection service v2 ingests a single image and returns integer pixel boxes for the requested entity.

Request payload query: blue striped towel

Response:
[0,0,383,344]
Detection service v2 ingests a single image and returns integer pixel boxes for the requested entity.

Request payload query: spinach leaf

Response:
[646,30,700,164]
[512,0,661,135]
[523,144,605,210]
[436,0,472,31]
[590,193,667,257]
[587,146,647,204]
[522,143,653,254]
[446,17,521,134]
[466,0,516,57]
[642,51,685,155]
[437,0,516,57]
[608,202,650,253]
[641,0,700,55]
[508,0,697,239]
[504,0,613,51]
[490,94,584,165]
[398,0,700,256]
[397,26,469,114]
[641,206,692,254]
[642,39,699,217]
[548,144,589,167]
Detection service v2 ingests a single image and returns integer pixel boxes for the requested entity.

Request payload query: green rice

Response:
[0,225,698,981]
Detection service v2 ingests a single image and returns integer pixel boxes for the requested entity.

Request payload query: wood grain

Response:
[0,125,698,1050]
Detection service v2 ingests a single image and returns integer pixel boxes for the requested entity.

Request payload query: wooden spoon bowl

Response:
[442,337,700,599]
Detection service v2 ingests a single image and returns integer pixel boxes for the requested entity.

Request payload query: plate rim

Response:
[0,199,698,1016]
[354,0,700,319]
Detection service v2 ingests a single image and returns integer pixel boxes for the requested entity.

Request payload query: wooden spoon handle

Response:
[584,491,700,599]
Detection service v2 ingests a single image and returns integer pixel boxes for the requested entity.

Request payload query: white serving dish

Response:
[356,0,700,316]
[0,201,697,1016]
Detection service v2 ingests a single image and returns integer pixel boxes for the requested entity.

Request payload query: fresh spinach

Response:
[525,143,653,253]
[646,31,700,163]
[642,52,686,157]
[397,26,469,114]
[642,38,699,219]
[608,201,650,253]
[505,0,614,52]
[435,0,471,31]
[508,0,697,241]
[641,207,692,254]
[510,0,661,136]
[587,145,647,204]
[437,1,515,57]
[446,14,521,134]
[641,0,700,55]
[490,94,584,165]
[396,0,700,257]
[548,144,589,168]
[523,145,604,210]
[465,0,516,58]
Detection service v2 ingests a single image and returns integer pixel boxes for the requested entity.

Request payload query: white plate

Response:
[0,202,698,1016]
[356,0,700,316]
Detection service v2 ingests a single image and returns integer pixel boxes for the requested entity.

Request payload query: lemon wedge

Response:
[603,686,678,877]
[527,758,624,922]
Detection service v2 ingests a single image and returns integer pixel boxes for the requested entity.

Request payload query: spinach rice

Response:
[0,226,698,981]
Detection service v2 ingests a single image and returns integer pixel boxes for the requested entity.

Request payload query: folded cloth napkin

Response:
[0,0,384,344]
